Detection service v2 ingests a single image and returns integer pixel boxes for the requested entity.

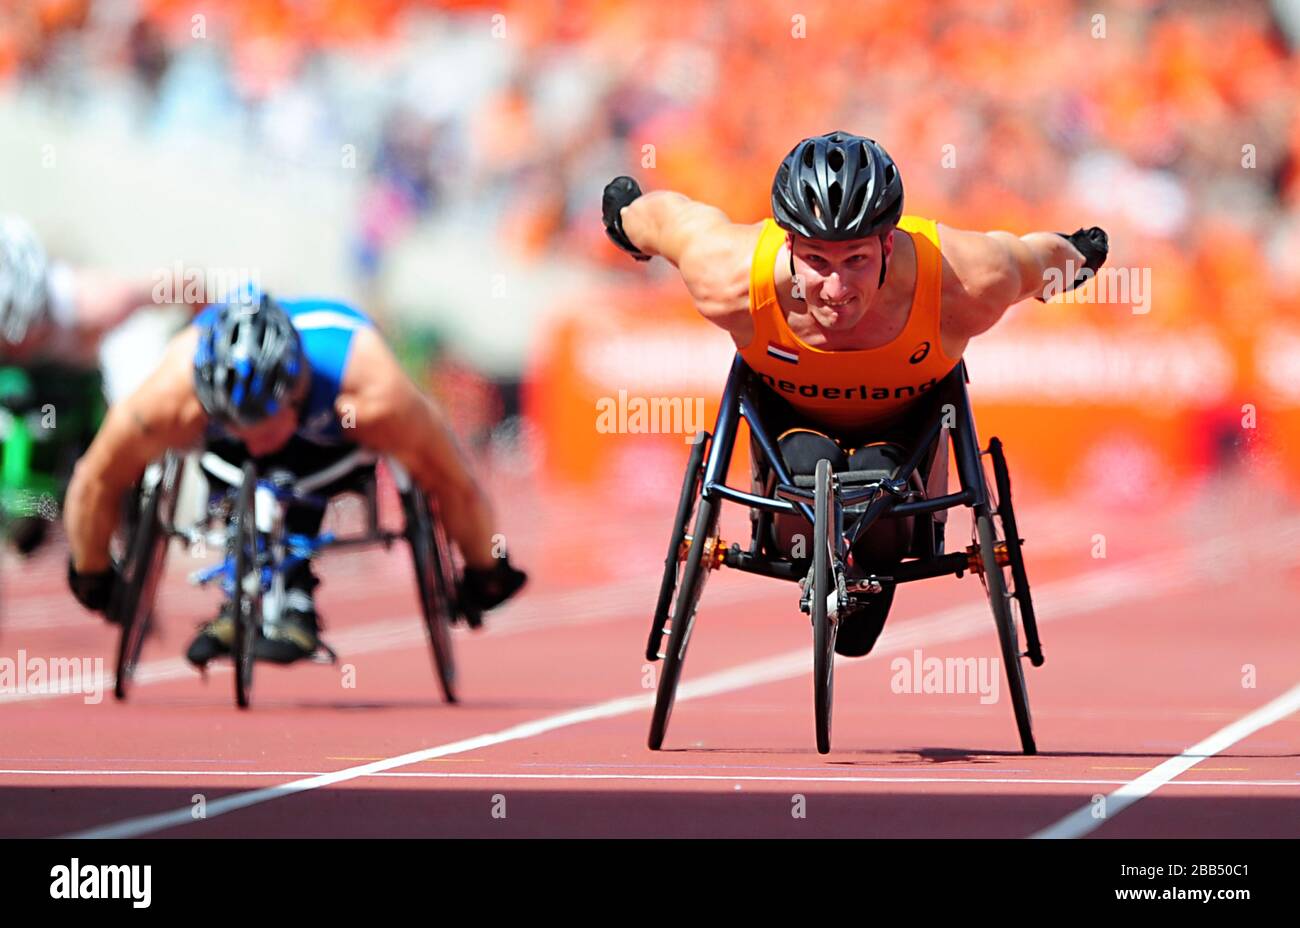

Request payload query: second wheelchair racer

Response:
[63,291,527,666]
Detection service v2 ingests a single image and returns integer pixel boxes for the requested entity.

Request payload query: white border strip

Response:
[7,769,1300,788]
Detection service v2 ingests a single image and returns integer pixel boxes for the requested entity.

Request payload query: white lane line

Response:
[1031,681,1300,839]
[6,768,1300,788]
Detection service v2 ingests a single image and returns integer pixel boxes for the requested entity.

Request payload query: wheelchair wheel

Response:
[973,503,1036,755]
[648,491,720,751]
[647,432,708,662]
[811,458,838,755]
[401,485,458,704]
[111,453,181,701]
[987,438,1042,666]
[231,461,261,709]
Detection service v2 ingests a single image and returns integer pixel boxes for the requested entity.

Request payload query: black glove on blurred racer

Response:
[67,560,121,616]
[458,557,528,628]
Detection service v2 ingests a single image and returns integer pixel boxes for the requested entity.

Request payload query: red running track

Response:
[1,471,1298,838]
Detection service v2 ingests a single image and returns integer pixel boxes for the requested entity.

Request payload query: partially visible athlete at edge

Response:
[601,130,1107,657]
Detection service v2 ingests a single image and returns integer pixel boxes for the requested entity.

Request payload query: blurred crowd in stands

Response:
[2,0,1298,331]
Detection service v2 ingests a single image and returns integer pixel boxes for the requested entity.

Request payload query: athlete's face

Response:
[227,370,309,456]
[232,405,299,456]
[789,232,894,331]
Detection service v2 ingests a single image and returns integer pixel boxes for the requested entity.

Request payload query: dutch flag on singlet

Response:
[766,342,799,365]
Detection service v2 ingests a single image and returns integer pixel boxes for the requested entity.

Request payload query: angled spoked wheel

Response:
[811,458,838,755]
[975,439,1037,755]
[231,461,262,709]
[647,433,708,662]
[402,484,458,704]
[111,452,181,701]
[648,434,717,750]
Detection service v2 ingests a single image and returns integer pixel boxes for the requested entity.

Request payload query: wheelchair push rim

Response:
[112,453,181,701]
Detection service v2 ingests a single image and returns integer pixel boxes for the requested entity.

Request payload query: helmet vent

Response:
[802,145,816,168]
[847,182,868,220]
[827,181,842,217]
[827,147,844,172]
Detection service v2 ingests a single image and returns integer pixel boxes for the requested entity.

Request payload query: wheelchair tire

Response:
[111,453,180,701]
[812,458,837,755]
[648,493,719,750]
[974,505,1036,754]
[231,461,261,709]
[402,485,458,704]
[647,432,708,662]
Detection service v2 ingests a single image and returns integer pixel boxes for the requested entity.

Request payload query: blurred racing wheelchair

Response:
[646,355,1043,755]
[108,449,468,708]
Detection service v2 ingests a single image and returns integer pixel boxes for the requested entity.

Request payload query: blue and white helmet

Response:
[193,292,304,426]
[0,215,50,346]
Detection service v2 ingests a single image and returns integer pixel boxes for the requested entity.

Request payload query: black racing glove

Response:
[458,558,528,620]
[1056,226,1109,290]
[602,176,652,261]
[67,559,120,614]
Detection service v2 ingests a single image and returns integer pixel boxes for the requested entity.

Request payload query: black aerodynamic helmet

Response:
[771,131,904,241]
[193,291,305,427]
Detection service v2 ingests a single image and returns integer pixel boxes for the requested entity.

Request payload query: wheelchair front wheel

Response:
[231,460,261,710]
[811,458,838,755]
[111,452,180,701]
[402,485,458,704]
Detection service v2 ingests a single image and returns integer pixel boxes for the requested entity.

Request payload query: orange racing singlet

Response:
[739,216,959,433]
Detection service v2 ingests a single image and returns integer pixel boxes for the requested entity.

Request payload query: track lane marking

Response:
[1031,680,1300,839]
[54,518,1300,838]
[59,545,1227,839]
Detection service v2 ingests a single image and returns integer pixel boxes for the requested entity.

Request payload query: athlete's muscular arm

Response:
[64,327,207,572]
[65,269,206,344]
[67,271,153,340]
[341,329,499,570]
[936,226,1085,340]
[619,191,756,336]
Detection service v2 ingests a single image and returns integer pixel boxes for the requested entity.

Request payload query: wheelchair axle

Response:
[680,533,728,570]
[966,539,1013,573]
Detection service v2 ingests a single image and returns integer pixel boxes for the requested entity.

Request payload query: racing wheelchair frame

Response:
[646,354,1044,755]
[108,449,465,708]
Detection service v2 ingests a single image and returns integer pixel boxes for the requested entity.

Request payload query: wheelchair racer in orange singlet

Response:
[602,131,1108,658]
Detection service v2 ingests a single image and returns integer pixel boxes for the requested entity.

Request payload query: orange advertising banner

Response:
[526,285,1292,501]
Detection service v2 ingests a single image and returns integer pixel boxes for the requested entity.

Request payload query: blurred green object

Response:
[386,317,447,390]
[0,364,105,553]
